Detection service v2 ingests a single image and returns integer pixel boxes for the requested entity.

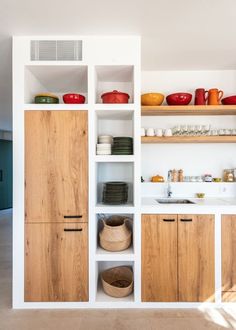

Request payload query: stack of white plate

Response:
[98,135,113,144]
[97,135,113,155]
[96,143,112,155]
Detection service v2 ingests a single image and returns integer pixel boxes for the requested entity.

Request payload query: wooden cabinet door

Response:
[178,214,215,302]
[142,214,178,302]
[25,111,88,223]
[222,215,236,298]
[25,223,88,302]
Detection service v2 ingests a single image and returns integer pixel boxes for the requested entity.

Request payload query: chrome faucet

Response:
[167,183,173,198]
[167,170,173,198]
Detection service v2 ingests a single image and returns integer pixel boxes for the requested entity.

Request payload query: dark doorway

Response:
[0,140,12,210]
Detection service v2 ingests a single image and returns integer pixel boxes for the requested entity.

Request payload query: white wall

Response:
[141,70,236,181]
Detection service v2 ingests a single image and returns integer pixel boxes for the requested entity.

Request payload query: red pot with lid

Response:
[101,90,130,103]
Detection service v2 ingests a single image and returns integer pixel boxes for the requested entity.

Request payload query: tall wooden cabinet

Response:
[24,110,88,302]
[222,215,236,302]
[142,214,215,302]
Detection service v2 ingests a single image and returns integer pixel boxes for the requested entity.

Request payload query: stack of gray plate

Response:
[112,137,133,155]
[103,182,128,204]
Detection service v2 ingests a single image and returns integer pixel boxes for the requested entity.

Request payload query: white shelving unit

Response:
[13,36,141,309]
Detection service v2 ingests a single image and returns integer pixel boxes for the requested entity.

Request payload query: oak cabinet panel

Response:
[25,223,88,302]
[222,215,236,301]
[142,214,178,302]
[178,214,215,302]
[142,214,215,302]
[25,111,88,223]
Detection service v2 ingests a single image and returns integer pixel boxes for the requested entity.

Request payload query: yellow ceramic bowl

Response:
[141,93,165,106]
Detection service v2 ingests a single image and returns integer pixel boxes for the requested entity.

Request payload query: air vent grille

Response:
[31,40,82,61]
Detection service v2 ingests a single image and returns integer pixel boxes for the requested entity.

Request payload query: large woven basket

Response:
[99,215,132,252]
[101,266,134,298]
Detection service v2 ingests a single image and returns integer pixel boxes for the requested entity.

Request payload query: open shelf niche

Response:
[95,65,134,104]
[96,162,134,206]
[24,65,88,104]
[95,213,134,260]
[96,261,135,302]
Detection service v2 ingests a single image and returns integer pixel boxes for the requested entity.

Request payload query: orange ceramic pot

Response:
[207,88,224,105]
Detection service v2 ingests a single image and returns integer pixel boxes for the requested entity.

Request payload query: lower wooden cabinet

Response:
[178,214,215,302]
[142,214,215,302]
[142,214,178,302]
[25,223,88,302]
[222,215,236,302]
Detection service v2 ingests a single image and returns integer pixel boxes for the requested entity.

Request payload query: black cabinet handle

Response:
[163,219,175,222]
[0,170,2,182]
[180,218,193,222]
[64,215,82,219]
[64,228,82,232]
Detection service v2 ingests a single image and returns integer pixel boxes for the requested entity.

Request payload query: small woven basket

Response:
[101,266,133,298]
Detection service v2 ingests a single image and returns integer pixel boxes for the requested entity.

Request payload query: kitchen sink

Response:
[156,199,195,204]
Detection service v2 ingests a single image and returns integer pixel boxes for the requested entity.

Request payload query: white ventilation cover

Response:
[31,40,82,61]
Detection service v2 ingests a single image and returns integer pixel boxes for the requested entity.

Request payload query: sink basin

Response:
[156,199,195,204]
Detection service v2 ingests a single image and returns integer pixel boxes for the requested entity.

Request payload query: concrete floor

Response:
[1,210,236,329]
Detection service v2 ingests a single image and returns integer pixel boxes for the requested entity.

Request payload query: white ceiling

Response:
[1,0,236,130]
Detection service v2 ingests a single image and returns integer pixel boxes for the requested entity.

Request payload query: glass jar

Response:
[223,169,234,182]
[204,174,212,182]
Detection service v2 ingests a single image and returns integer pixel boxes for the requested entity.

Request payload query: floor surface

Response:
[0,210,236,330]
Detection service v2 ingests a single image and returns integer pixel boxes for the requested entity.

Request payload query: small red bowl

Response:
[221,95,236,105]
[166,93,192,106]
[101,90,130,103]
[63,93,85,104]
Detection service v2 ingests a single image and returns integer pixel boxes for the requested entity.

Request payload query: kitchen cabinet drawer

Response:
[222,215,236,293]
[25,223,88,302]
[142,214,178,302]
[178,214,215,302]
[25,111,88,223]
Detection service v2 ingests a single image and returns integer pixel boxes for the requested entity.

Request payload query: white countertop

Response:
[141,197,236,214]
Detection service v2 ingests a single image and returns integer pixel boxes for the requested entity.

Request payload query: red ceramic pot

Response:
[63,93,86,104]
[166,93,192,106]
[221,95,236,105]
[101,90,130,103]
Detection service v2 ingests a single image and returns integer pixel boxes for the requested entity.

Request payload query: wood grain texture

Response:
[222,215,236,292]
[141,136,236,144]
[25,223,88,302]
[142,214,178,302]
[178,214,215,302]
[141,105,236,116]
[25,111,88,223]
[222,291,236,302]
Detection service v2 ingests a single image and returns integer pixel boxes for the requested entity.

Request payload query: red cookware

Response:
[166,93,192,106]
[221,95,236,105]
[194,88,208,105]
[101,90,130,103]
[63,93,85,104]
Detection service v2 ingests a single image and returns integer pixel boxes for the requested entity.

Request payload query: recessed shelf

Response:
[24,104,89,111]
[96,246,135,261]
[141,105,236,116]
[95,104,135,111]
[95,109,134,120]
[95,65,134,104]
[95,204,135,214]
[25,65,88,104]
[96,283,134,303]
[95,155,135,162]
[141,136,236,144]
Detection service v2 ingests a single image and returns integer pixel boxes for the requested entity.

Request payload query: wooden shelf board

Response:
[141,136,236,144]
[141,105,236,116]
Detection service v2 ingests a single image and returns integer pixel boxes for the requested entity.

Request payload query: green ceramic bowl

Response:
[35,95,59,104]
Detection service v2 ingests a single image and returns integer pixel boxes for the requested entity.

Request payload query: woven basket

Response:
[99,215,132,252]
[101,266,133,298]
